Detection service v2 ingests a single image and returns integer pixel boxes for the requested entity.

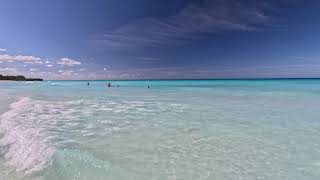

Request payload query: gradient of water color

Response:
[0,79,320,180]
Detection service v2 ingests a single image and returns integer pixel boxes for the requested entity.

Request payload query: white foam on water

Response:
[0,96,195,177]
[0,97,55,174]
[0,97,153,174]
[50,82,71,86]
[314,162,320,166]
[24,81,34,84]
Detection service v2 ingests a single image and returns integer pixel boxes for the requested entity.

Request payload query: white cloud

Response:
[0,67,16,71]
[0,48,7,52]
[29,68,37,71]
[0,53,43,64]
[57,58,82,66]
[58,69,74,76]
[46,64,53,67]
[103,66,111,71]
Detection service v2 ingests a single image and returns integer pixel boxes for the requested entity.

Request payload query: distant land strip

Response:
[0,74,43,81]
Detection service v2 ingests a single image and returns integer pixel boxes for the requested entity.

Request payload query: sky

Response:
[0,0,320,80]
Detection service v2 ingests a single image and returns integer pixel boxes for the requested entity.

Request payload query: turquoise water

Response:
[0,79,320,180]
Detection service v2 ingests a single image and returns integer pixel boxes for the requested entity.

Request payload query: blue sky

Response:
[0,0,320,80]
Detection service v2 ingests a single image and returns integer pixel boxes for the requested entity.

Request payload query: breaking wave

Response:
[0,97,55,174]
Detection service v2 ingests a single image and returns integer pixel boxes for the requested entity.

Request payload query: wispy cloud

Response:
[133,56,161,64]
[96,0,271,49]
[29,68,37,71]
[103,66,112,71]
[57,58,82,66]
[0,54,43,64]
[0,67,17,72]
[136,56,160,61]
[57,69,76,77]
[0,48,7,52]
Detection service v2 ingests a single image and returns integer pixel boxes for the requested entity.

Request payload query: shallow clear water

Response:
[0,79,320,180]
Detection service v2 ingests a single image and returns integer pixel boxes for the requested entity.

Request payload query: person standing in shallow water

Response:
[107,83,111,87]
[87,82,90,86]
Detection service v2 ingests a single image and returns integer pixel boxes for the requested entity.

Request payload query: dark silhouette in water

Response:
[107,83,111,87]
[148,86,150,89]
[87,82,90,86]
[117,85,120,87]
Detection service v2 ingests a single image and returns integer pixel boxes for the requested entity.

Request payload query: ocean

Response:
[0,79,320,180]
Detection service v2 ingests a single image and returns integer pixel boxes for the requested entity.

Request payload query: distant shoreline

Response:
[0,75,43,81]
[47,78,320,81]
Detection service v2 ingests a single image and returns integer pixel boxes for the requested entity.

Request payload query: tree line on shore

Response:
[0,74,43,81]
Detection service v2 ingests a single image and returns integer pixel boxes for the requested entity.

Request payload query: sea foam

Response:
[0,97,55,174]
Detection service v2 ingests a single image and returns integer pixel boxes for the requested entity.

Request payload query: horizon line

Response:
[47,77,320,81]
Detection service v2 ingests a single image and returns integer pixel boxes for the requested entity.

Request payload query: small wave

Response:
[0,97,145,174]
[24,81,34,84]
[0,97,187,175]
[50,83,63,86]
[50,83,72,86]
[0,97,55,174]
[44,149,142,179]
[45,149,111,179]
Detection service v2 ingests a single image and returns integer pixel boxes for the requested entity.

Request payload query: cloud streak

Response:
[0,54,43,64]
[97,0,271,49]
[0,67,17,72]
[57,58,82,66]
